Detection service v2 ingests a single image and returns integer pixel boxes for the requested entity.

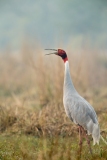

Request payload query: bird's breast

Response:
[63,95,76,122]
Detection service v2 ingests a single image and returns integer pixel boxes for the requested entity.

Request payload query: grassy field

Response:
[0,135,107,160]
[0,46,107,159]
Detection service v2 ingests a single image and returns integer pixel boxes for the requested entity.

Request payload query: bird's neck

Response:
[63,57,68,63]
[64,60,77,95]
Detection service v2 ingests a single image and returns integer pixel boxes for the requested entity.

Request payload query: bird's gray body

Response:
[63,61,100,145]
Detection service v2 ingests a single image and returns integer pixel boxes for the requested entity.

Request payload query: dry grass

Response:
[0,45,107,159]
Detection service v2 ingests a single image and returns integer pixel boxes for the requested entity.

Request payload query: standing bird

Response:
[45,49,100,154]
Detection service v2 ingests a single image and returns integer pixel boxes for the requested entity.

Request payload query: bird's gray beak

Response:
[45,49,58,55]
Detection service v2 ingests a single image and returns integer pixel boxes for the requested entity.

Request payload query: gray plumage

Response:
[45,48,101,148]
[63,61,100,145]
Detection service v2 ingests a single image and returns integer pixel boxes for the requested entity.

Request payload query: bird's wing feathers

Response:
[64,95,98,129]
[64,95,100,145]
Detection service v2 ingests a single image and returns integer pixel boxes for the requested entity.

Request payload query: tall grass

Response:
[0,46,107,134]
[0,45,107,159]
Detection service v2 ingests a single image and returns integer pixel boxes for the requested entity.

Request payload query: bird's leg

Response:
[84,131,93,155]
[78,125,83,154]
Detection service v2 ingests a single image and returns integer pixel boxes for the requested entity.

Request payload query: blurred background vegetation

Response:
[0,0,107,50]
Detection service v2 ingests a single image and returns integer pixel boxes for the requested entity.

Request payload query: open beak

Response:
[45,49,58,55]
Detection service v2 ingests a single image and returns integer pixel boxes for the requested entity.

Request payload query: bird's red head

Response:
[45,49,68,63]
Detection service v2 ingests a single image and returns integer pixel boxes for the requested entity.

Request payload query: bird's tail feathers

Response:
[93,136,100,145]
[100,135,107,145]
[92,123,100,145]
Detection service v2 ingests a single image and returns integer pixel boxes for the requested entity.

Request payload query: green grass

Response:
[0,134,107,160]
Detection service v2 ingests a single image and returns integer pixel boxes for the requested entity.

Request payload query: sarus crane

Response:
[45,49,100,154]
